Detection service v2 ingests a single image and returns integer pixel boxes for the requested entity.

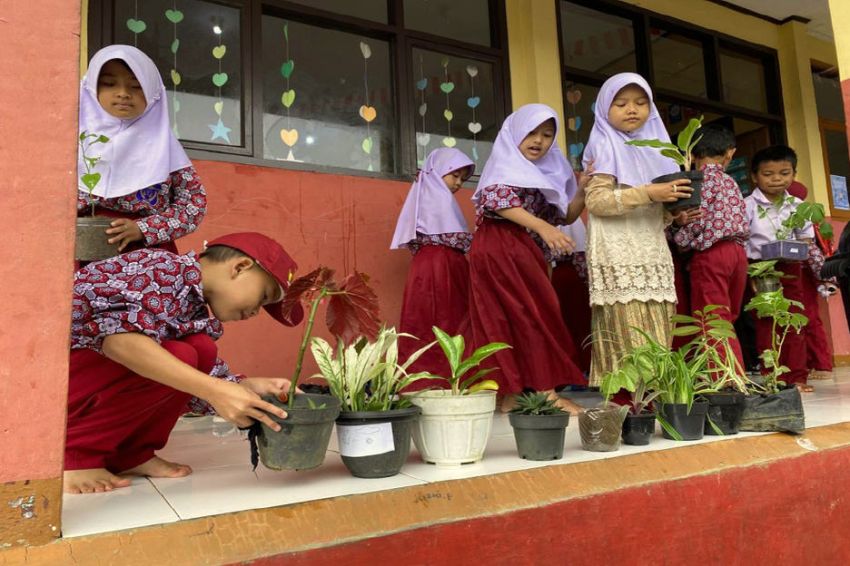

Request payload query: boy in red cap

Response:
[65,232,303,494]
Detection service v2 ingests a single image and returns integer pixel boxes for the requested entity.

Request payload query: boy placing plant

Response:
[66,232,303,494]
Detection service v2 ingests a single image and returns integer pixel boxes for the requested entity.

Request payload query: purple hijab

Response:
[582,73,678,188]
[79,45,191,198]
[473,104,576,216]
[390,148,475,249]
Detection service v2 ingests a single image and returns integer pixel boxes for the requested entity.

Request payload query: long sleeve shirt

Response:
[744,188,814,260]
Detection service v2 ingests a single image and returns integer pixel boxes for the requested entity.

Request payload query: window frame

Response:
[819,118,850,220]
[87,0,512,181]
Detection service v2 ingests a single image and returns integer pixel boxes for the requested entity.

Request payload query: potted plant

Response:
[599,361,659,447]
[757,200,833,261]
[624,115,704,211]
[76,131,119,261]
[747,260,786,294]
[404,326,510,467]
[311,327,433,478]
[508,392,570,460]
[250,267,381,472]
[740,290,808,433]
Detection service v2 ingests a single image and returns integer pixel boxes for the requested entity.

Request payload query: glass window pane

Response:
[813,72,846,122]
[261,17,396,174]
[285,0,387,23]
[404,0,491,46]
[411,48,499,173]
[562,81,600,170]
[559,1,636,74]
[650,28,707,98]
[113,0,243,146]
[720,50,767,112]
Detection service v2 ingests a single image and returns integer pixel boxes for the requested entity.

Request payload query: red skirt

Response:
[755,262,807,385]
[551,259,592,374]
[800,266,834,371]
[399,245,470,390]
[468,219,585,394]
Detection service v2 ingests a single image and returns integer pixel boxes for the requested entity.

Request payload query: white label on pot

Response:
[338,422,394,457]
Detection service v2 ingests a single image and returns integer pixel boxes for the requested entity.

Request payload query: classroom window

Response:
[404,0,492,46]
[284,0,387,23]
[719,49,768,112]
[650,28,707,98]
[562,81,600,170]
[559,1,637,75]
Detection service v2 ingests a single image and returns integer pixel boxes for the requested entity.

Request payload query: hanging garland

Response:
[126,0,146,46]
[359,41,376,172]
[440,57,456,148]
[466,64,480,162]
[565,89,584,169]
[415,54,430,168]
[165,3,183,137]
[208,23,232,143]
[279,22,298,160]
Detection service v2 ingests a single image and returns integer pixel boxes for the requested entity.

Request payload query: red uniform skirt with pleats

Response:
[468,219,585,394]
[551,259,592,374]
[799,266,834,371]
[398,245,470,390]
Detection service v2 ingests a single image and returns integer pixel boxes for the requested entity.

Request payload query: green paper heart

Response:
[212,45,227,59]
[212,72,229,88]
[174,99,181,112]
[281,59,295,79]
[170,69,182,86]
[214,101,223,116]
[126,18,147,34]
[170,38,180,54]
[165,9,184,24]
[443,109,453,121]
[362,137,373,154]
[81,172,101,191]
[442,137,457,148]
[281,89,296,108]
[440,82,455,94]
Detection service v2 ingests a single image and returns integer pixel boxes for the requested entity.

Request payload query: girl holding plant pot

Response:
[581,72,694,387]
[77,45,206,258]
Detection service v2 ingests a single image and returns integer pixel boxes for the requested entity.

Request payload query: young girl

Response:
[582,72,693,386]
[469,103,586,414]
[391,148,475,382]
[78,45,205,254]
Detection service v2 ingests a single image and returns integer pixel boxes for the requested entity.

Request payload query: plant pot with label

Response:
[336,407,420,478]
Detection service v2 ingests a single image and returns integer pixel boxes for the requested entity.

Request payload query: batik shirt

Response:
[77,166,206,247]
[673,164,749,252]
[477,184,566,262]
[407,232,473,255]
[71,248,240,414]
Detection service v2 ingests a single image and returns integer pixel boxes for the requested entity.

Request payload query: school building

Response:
[3,0,850,562]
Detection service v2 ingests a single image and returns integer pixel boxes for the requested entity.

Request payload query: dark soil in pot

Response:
[653,171,704,212]
[76,216,121,261]
[336,406,420,478]
[579,406,627,452]
[660,400,708,441]
[257,393,340,471]
[621,412,656,445]
[739,387,805,434]
[509,412,570,461]
[703,391,746,435]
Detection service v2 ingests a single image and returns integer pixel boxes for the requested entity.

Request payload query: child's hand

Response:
[241,377,301,400]
[646,179,692,203]
[536,223,575,256]
[207,379,288,431]
[577,161,595,191]
[106,218,144,251]
[673,208,703,226]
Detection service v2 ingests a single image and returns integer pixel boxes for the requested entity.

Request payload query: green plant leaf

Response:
[81,172,101,191]
[467,379,499,394]
[625,139,678,150]
[459,367,498,391]
[660,148,686,166]
[432,326,462,375]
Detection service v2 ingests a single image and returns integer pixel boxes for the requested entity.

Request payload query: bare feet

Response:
[499,394,519,413]
[64,468,132,494]
[545,390,585,416]
[809,370,833,381]
[796,383,815,393]
[121,456,193,479]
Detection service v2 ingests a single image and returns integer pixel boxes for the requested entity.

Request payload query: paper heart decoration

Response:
[214,101,223,116]
[416,78,428,90]
[212,73,229,88]
[566,90,582,105]
[442,137,457,148]
[170,69,182,86]
[359,105,377,123]
[170,39,180,54]
[568,117,582,132]
[472,146,479,161]
[173,99,181,112]
[281,59,295,79]
[212,45,227,59]
[468,122,482,134]
[443,109,453,121]
[362,137,373,154]
[280,129,299,147]
[467,96,481,109]
[360,42,372,59]
[165,9,184,23]
[418,103,427,116]
[440,82,455,94]
[416,133,431,146]
[281,89,296,108]
[591,102,596,114]
[568,142,585,157]
[126,19,147,34]
[466,65,478,78]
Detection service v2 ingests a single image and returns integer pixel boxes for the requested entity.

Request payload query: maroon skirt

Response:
[551,259,592,374]
[398,244,470,390]
[468,219,585,394]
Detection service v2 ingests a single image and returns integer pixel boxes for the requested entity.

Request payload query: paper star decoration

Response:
[209,119,232,143]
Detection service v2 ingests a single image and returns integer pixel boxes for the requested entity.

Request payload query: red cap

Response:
[204,232,304,326]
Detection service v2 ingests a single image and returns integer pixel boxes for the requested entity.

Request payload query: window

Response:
[559,2,637,76]
[813,68,850,218]
[650,28,707,98]
[719,48,768,112]
[562,81,599,170]
[89,0,509,178]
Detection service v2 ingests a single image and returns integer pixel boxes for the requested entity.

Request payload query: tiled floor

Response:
[61,371,850,538]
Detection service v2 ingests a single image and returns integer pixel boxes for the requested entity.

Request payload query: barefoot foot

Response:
[545,390,585,416]
[499,394,519,413]
[64,468,132,494]
[121,456,192,479]
[809,370,833,381]
[796,383,815,393]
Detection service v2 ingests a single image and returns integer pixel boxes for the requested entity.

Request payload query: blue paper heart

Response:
[590,102,596,113]
[472,145,479,161]
[467,96,481,109]
[575,117,582,130]
[416,78,428,90]
[569,142,584,157]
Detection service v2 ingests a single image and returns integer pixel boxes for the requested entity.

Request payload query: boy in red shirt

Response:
[66,233,303,494]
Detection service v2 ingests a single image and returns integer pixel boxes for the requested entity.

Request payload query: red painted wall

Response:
[182,160,477,379]
[0,2,81,482]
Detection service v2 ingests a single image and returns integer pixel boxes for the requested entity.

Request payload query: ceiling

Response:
[724,0,833,41]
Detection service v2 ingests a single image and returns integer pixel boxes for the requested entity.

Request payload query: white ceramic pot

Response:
[406,390,497,467]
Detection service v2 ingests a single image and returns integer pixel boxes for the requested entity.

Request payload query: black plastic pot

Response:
[621,412,656,445]
[703,391,746,435]
[739,387,805,434]
[336,407,420,478]
[76,216,120,261]
[660,400,708,441]
[579,405,628,452]
[257,393,341,471]
[508,411,570,461]
[653,171,704,212]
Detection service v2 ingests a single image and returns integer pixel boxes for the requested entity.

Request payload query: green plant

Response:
[279,267,381,408]
[599,363,661,416]
[747,260,785,281]
[624,116,703,171]
[744,290,809,394]
[311,327,434,412]
[78,131,110,216]
[757,198,834,241]
[427,326,511,395]
[510,392,565,416]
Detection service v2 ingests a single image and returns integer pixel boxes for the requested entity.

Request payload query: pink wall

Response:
[0,2,81,482]
[827,218,850,357]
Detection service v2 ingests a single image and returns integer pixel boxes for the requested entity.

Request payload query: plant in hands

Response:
[747,260,785,280]
[279,267,381,408]
[770,201,834,241]
[624,116,704,171]
[426,326,510,395]
[744,290,808,394]
[79,131,110,216]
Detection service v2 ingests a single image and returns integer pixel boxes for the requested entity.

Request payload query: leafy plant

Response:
[757,198,834,241]
[510,391,565,416]
[747,260,785,280]
[744,290,809,394]
[280,267,381,408]
[624,116,703,171]
[426,326,511,395]
[599,362,661,416]
[78,131,111,216]
[311,327,434,412]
